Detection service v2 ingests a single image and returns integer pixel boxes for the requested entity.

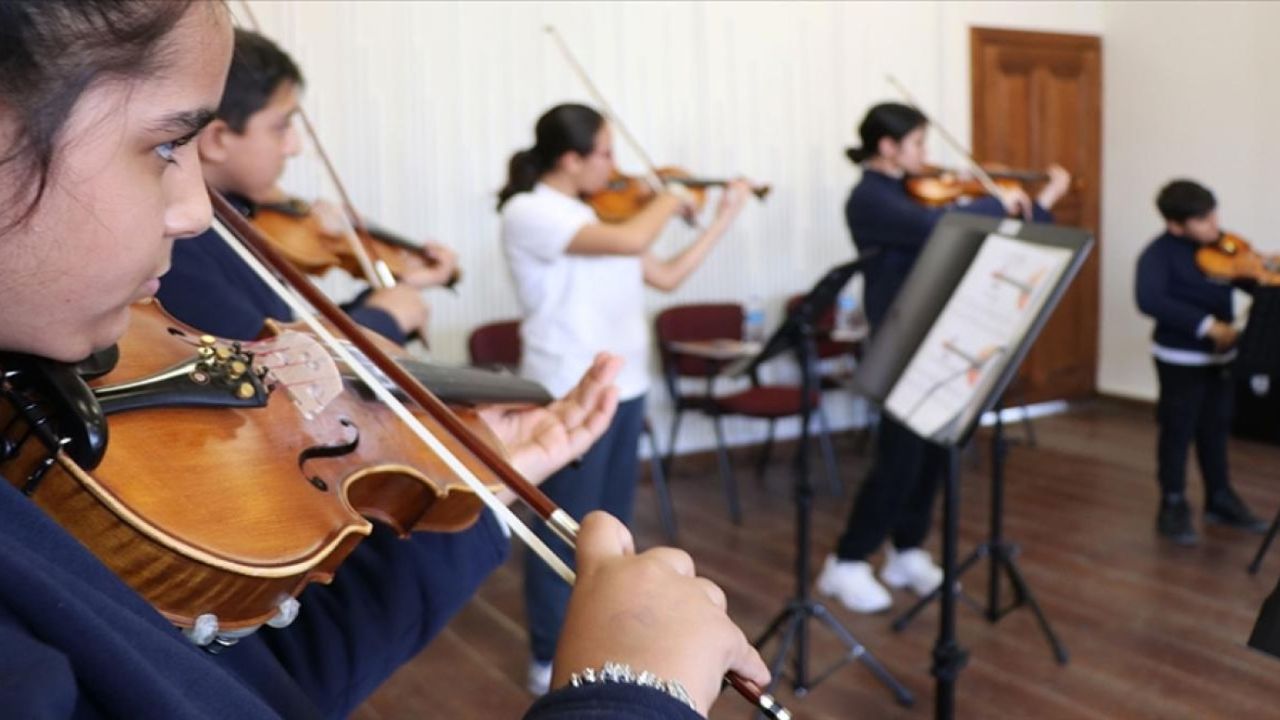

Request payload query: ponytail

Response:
[845,146,874,164]
[497,149,545,210]
[496,103,605,210]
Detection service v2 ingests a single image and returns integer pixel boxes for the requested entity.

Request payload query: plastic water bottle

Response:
[743,295,766,343]
[835,293,858,333]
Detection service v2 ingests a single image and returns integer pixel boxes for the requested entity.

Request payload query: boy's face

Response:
[1169,209,1220,245]
[198,80,301,202]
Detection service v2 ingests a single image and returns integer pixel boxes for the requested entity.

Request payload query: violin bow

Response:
[236,0,395,290]
[544,25,669,197]
[885,74,1008,202]
[208,192,788,720]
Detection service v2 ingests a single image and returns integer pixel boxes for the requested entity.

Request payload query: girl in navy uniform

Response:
[816,102,1072,613]
[0,3,767,717]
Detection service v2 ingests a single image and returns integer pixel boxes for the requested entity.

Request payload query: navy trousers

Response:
[524,395,646,663]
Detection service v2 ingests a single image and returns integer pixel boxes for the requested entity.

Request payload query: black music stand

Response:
[734,254,914,707]
[851,214,1093,719]
[890,397,1069,665]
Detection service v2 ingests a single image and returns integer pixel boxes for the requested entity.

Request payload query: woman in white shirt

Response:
[498,103,750,694]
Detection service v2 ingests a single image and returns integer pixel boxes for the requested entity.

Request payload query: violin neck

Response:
[362,221,418,251]
[678,178,770,199]
[986,169,1048,183]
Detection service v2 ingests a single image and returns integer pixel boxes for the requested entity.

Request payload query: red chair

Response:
[466,318,678,542]
[655,302,840,525]
[468,319,522,372]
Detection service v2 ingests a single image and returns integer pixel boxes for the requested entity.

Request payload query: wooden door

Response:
[971,27,1101,403]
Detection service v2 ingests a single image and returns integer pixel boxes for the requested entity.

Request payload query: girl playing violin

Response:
[497,102,753,694]
[158,28,457,345]
[816,101,1072,614]
[0,3,766,718]
[1135,179,1266,545]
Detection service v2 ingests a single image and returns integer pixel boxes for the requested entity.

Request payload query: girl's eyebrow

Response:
[147,107,217,136]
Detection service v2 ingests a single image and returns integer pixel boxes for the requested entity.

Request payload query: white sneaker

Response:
[880,546,943,596]
[815,554,892,613]
[527,659,552,696]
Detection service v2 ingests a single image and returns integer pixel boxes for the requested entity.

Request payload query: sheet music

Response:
[884,233,1073,443]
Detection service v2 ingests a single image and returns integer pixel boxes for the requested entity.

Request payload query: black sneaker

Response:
[1157,496,1198,546]
[1205,489,1268,533]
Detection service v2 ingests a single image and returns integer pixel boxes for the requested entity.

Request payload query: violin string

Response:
[885,74,1006,200]
[211,218,577,583]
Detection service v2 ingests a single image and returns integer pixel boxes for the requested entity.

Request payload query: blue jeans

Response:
[523,394,646,663]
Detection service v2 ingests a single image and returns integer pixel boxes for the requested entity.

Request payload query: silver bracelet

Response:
[568,661,697,713]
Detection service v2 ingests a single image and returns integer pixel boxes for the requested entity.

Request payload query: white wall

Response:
[238,1,1103,453]
[1099,1,1280,400]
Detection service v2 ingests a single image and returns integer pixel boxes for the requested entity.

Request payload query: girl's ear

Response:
[876,135,897,162]
[555,150,583,176]
[196,119,232,164]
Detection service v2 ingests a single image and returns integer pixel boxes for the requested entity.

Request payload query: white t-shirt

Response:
[501,183,649,400]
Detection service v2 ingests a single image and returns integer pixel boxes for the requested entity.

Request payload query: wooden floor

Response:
[353,398,1280,719]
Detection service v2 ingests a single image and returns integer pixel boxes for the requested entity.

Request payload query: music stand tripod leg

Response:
[892,409,1067,669]
[754,323,913,708]
[1249,508,1280,574]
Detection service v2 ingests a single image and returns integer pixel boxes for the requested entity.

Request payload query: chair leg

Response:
[755,419,776,478]
[712,416,743,525]
[815,407,842,495]
[1021,404,1038,447]
[643,421,678,543]
[663,409,685,478]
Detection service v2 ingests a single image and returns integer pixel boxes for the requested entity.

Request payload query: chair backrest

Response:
[468,319,521,371]
[654,303,743,381]
[785,293,858,360]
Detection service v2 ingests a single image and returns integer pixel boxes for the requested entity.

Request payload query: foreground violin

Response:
[0,299,550,634]
[1196,232,1280,285]
[589,167,771,223]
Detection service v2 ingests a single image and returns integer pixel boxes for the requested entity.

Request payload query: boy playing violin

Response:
[158,28,457,345]
[1135,179,1266,545]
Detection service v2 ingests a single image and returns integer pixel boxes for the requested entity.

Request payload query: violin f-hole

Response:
[297,416,359,491]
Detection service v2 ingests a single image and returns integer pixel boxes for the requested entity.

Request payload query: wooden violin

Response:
[0,297,552,632]
[588,167,771,223]
[905,164,1053,207]
[253,195,461,290]
[1196,232,1280,285]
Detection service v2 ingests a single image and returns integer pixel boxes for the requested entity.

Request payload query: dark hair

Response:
[218,28,304,133]
[497,103,604,210]
[845,102,928,164]
[0,0,202,232]
[1156,179,1216,223]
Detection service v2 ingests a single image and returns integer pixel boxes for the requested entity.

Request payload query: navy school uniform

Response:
[834,169,1052,561]
[0,197,695,716]
[1135,230,1244,498]
[0,478,694,718]
[155,194,406,346]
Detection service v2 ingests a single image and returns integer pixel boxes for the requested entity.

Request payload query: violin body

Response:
[588,166,771,223]
[1196,232,1280,285]
[905,165,1041,207]
[254,197,460,287]
[0,300,504,631]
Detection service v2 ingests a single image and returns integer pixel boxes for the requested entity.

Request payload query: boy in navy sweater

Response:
[159,29,458,345]
[1135,179,1266,545]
